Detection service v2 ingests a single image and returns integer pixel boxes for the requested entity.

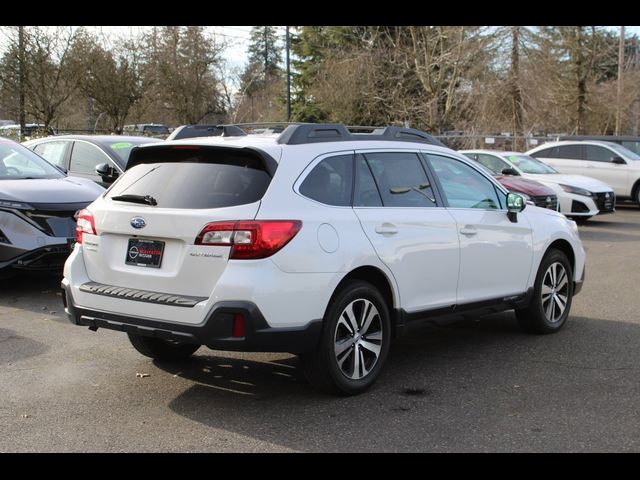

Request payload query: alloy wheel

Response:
[541,262,569,323]
[333,298,383,380]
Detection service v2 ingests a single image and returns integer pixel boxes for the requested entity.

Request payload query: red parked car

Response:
[462,155,559,211]
[496,175,558,210]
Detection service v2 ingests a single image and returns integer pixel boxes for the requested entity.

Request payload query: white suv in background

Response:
[526,140,640,206]
[61,124,586,395]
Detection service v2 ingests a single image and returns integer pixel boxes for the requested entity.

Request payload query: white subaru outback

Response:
[61,124,586,395]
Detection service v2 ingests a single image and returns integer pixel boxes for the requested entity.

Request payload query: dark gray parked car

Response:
[23,135,162,187]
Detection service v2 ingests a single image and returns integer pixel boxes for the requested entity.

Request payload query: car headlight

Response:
[0,199,34,210]
[559,184,594,197]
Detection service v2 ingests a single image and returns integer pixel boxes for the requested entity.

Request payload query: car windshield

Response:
[0,140,64,179]
[608,143,640,161]
[505,154,558,174]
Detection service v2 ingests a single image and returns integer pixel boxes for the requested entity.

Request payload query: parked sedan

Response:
[460,150,615,221]
[23,135,162,187]
[0,138,104,277]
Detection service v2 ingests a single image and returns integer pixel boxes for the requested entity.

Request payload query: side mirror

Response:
[95,163,119,182]
[501,167,519,176]
[611,156,626,165]
[506,192,526,223]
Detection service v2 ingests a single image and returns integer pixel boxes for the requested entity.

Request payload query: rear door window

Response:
[530,147,557,158]
[556,144,583,160]
[363,152,436,207]
[107,147,271,209]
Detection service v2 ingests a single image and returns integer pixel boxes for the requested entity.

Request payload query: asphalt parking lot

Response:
[2,205,640,452]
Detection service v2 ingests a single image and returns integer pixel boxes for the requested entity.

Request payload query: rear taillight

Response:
[75,209,96,244]
[195,220,302,259]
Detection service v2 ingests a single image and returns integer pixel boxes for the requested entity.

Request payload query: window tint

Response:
[530,147,555,158]
[70,142,112,174]
[354,154,382,207]
[32,141,68,167]
[364,152,436,207]
[299,154,353,206]
[107,148,271,209]
[584,145,616,162]
[476,153,509,175]
[556,144,583,160]
[428,154,503,209]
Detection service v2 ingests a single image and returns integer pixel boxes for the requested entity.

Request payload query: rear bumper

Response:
[61,281,322,354]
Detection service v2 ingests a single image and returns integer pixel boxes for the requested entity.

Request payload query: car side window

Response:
[531,146,558,158]
[69,142,113,175]
[584,145,616,162]
[427,154,503,210]
[32,141,68,168]
[299,154,353,206]
[354,154,383,207]
[556,144,583,160]
[363,152,436,208]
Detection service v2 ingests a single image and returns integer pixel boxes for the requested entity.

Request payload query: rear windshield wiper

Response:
[110,194,158,206]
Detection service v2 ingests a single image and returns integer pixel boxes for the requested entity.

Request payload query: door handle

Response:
[459,226,477,236]
[375,224,398,235]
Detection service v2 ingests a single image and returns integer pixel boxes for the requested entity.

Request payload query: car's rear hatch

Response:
[79,144,275,298]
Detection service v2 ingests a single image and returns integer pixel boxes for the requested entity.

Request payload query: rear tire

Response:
[299,280,391,396]
[516,249,573,334]
[127,333,200,360]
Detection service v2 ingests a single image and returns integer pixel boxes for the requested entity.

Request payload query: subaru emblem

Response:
[130,217,146,229]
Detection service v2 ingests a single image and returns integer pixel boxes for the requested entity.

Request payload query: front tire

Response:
[127,333,200,360]
[300,280,391,396]
[516,249,573,334]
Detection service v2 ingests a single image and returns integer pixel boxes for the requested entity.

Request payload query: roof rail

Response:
[276,123,445,147]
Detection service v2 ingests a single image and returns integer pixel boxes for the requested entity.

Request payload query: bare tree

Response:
[0,26,86,129]
[78,34,146,133]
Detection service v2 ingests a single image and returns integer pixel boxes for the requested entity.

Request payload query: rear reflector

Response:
[195,220,302,259]
[232,313,245,338]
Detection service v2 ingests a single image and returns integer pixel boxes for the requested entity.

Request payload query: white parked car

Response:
[61,124,586,395]
[460,150,615,221]
[526,140,640,206]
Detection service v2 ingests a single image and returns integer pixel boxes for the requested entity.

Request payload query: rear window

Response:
[107,147,271,209]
